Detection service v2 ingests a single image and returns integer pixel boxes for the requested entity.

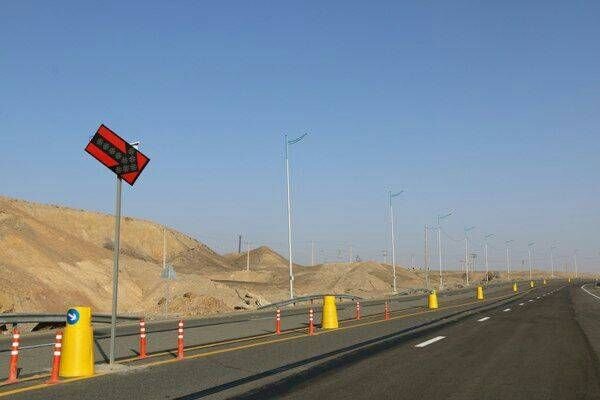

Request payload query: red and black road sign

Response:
[85,124,150,186]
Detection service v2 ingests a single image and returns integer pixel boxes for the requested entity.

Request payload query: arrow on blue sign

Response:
[66,308,80,325]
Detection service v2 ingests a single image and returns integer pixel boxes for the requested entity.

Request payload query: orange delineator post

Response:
[5,328,20,384]
[355,301,361,320]
[308,308,315,336]
[46,331,63,384]
[177,320,184,360]
[275,308,281,335]
[384,302,390,320]
[139,319,147,359]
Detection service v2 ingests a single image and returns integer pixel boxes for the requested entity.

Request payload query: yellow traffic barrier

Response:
[512,282,518,292]
[476,286,485,300]
[427,290,438,309]
[530,280,535,288]
[543,279,547,285]
[568,277,572,283]
[59,306,94,377]
[321,295,339,329]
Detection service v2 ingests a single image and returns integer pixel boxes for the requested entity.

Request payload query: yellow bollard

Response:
[59,307,94,377]
[543,279,547,285]
[512,282,518,293]
[427,290,438,309]
[321,295,339,329]
[568,277,571,283]
[476,286,485,300]
[530,280,535,288]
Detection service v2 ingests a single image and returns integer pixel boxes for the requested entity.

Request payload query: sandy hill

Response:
[0,196,263,317]
[224,246,302,270]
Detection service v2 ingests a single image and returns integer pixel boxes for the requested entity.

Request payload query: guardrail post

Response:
[139,319,147,359]
[177,320,184,360]
[46,331,63,384]
[5,328,20,383]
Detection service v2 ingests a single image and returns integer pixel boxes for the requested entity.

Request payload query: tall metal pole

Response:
[505,240,513,281]
[528,242,535,280]
[464,227,474,286]
[484,234,494,284]
[550,245,556,278]
[109,176,122,365]
[574,250,578,279]
[284,133,307,299]
[246,241,250,272]
[163,226,168,318]
[424,225,430,289]
[311,241,315,266]
[389,190,404,294]
[437,211,453,289]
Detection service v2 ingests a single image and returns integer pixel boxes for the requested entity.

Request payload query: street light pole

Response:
[284,133,308,300]
[484,234,494,284]
[389,190,404,294]
[505,240,514,281]
[464,226,475,286]
[437,210,453,289]
[550,245,556,278]
[528,241,535,281]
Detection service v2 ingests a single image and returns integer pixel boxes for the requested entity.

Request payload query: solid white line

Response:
[415,336,446,348]
[477,317,490,322]
[581,284,600,301]
[503,308,511,312]
[519,303,525,306]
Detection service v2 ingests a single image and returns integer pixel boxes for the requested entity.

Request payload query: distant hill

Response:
[224,246,302,270]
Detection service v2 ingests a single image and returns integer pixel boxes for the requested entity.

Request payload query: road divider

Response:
[4,329,20,384]
[384,302,390,321]
[355,301,361,320]
[428,290,438,309]
[321,296,338,329]
[308,309,315,336]
[476,286,485,300]
[275,308,282,335]
[46,331,62,384]
[138,319,147,359]
[177,321,184,360]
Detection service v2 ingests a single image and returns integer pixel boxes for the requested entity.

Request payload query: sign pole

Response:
[109,176,123,365]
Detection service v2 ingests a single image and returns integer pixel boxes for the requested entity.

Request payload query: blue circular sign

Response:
[66,308,80,325]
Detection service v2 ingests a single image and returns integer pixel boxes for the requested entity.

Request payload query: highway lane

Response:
[0,282,541,399]
[236,284,600,400]
[0,282,517,379]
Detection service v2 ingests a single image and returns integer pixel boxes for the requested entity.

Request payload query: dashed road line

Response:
[477,317,490,322]
[415,336,446,348]
[503,308,511,312]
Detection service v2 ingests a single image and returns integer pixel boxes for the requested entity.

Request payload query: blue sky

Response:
[1,1,599,272]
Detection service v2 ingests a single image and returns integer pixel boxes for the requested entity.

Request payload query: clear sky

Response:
[1,1,599,272]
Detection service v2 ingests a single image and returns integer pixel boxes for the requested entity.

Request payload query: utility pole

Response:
[528,242,535,280]
[505,240,514,281]
[389,190,404,294]
[484,234,494,284]
[410,254,415,269]
[550,245,556,278]
[311,241,315,266]
[163,226,167,269]
[437,211,453,289]
[238,234,242,254]
[574,250,578,279]
[284,133,308,299]
[464,226,475,286]
[349,245,353,264]
[246,241,251,272]
[424,225,430,289]
[382,250,388,265]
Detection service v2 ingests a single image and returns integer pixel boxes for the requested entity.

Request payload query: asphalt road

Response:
[238,283,600,400]
[0,281,572,399]
[0,282,515,379]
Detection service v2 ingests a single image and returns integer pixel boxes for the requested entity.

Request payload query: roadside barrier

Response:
[5,328,20,383]
[476,286,485,300]
[428,290,439,309]
[355,301,361,320]
[321,295,339,329]
[139,319,147,359]
[513,282,518,292]
[46,331,63,384]
[384,301,390,320]
[275,308,281,335]
[530,281,535,288]
[177,320,184,360]
[308,308,315,335]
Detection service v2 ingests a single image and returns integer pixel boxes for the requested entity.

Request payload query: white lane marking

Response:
[477,317,490,322]
[581,284,600,301]
[537,296,541,299]
[415,336,446,348]
[519,303,525,306]
[528,299,534,302]
[503,308,511,312]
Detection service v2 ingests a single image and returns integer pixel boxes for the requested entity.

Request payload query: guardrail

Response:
[258,294,363,310]
[0,314,140,325]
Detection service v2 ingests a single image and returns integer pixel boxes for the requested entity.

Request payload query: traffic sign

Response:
[66,308,80,325]
[84,124,150,186]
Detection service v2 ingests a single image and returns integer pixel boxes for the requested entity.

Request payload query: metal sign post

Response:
[84,124,150,365]
[109,176,122,365]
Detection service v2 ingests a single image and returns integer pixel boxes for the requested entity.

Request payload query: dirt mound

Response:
[224,246,300,270]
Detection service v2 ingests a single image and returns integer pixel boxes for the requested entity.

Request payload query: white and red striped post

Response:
[308,308,315,336]
[5,328,20,383]
[177,320,184,360]
[355,301,361,320]
[384,301,390,320]
[46,331,62,384]
[139,319,147,359]
[275,308,281,335]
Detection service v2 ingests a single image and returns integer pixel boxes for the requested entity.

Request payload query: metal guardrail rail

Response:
[0,313,140,325]
[258,293,363,310]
